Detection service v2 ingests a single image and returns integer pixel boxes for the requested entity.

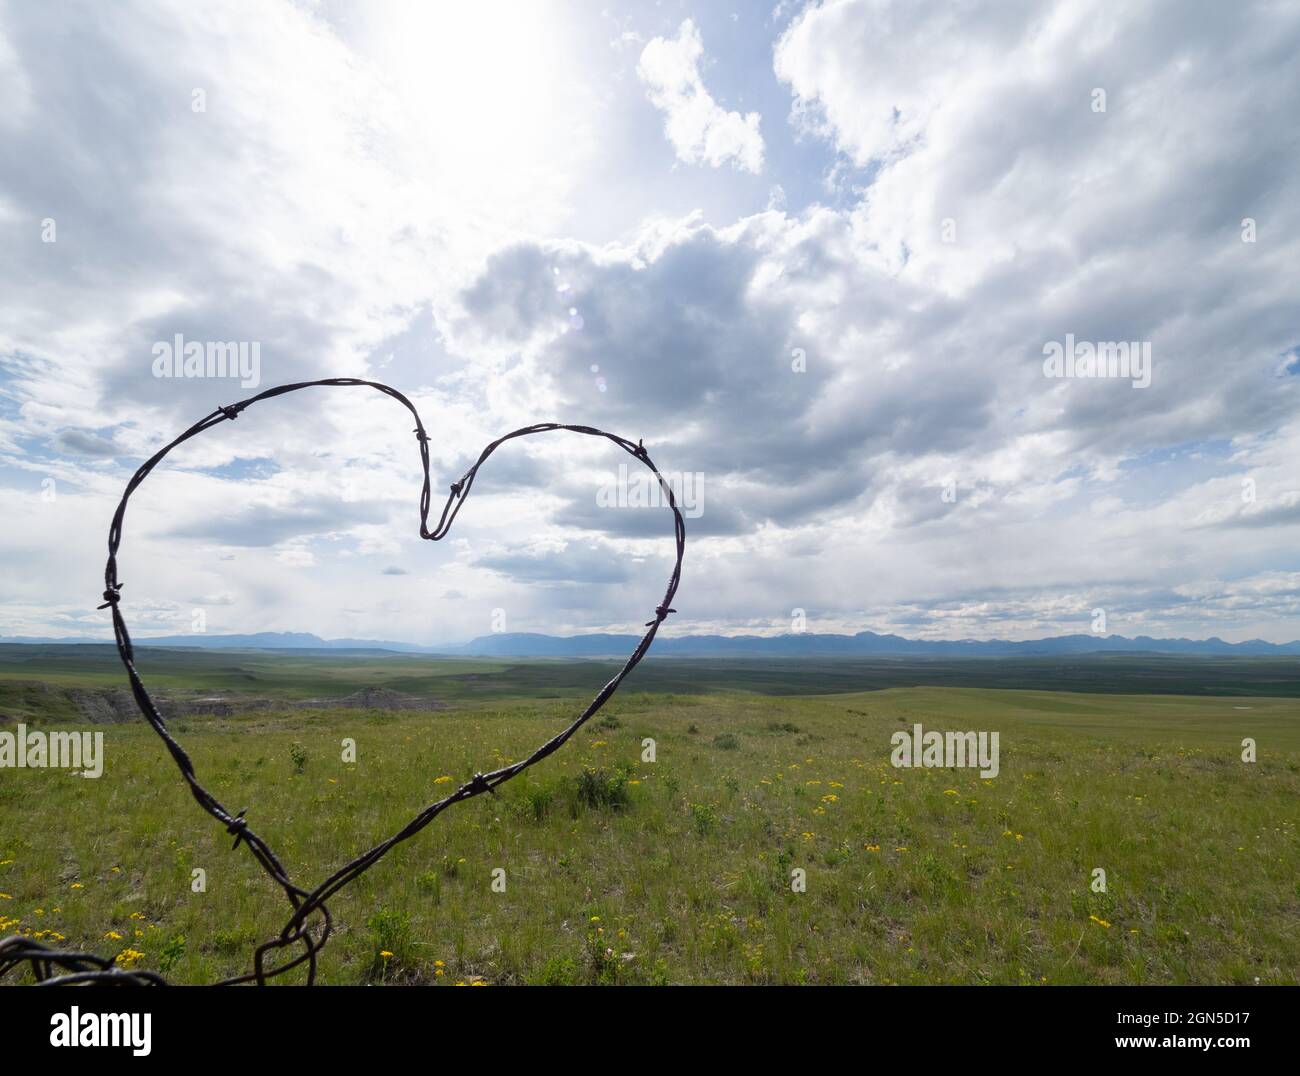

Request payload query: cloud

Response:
[51,429,118,458]
[473,538,635,586]
[449,0,1300,643]
[1193,488,1300,530]
[776,0,1041,166]
[165,499,392,548]
[3,2,1300,644]
[638,19,764,173]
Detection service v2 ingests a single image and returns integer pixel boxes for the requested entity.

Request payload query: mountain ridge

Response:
[3,629,1298,657]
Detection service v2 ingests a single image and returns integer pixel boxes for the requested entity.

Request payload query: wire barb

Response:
[645,605,676,627]
[226,810,250,850]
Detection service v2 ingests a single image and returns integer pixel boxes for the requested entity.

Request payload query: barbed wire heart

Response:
[1,378,685,985]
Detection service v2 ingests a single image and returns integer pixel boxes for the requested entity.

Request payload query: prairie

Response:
[2,674,1295,985]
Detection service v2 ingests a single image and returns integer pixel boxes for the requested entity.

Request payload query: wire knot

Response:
[413,428,429,443]
[218,404,241,420]
[467,772,495,796]
[98,584,123,610]
[633,438,648,459]
[226,810,249,849]
[645,605,676,626]
[450,480,464,496]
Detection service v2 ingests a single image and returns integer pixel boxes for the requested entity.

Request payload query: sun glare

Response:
[362,2,591,234]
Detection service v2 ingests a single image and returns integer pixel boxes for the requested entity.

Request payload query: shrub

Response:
[158,933,186,974]
[691,802,718,835]
[365,908,412,981]
[584,923,620,985]
[508,779,558,822]
[574,765,632,811]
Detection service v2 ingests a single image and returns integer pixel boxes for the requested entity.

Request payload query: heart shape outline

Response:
[97,377,685,985]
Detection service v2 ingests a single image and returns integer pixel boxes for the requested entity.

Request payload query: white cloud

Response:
[637,19,764,173]
[2,1,1299,644]
[776,0,1041,166]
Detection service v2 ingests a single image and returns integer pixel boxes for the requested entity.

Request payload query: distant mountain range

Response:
[0,631,432,653]
[3,629,1299,658]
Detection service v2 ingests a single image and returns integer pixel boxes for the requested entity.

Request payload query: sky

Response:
[1,0,1299,646]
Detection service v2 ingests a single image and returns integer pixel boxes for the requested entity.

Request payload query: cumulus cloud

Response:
[776,0,1042,165]
[447,0,1300,642]
[3,1,1300,644]
[473,537,635,586]
[638,19,765,173]
[51,429,118,458]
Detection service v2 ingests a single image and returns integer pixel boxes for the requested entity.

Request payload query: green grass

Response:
[0,645,509,698]
[2,687,1296,985]
[5,645,1300,706]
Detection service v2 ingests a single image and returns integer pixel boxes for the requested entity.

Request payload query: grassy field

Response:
[4,644,1300,720]
[2,679,1297,985]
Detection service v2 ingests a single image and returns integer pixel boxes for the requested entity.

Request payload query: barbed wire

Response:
[0,936,166,986]
[1,378,685,986]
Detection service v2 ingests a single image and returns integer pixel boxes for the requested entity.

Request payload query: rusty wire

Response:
[0,378,685,985]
